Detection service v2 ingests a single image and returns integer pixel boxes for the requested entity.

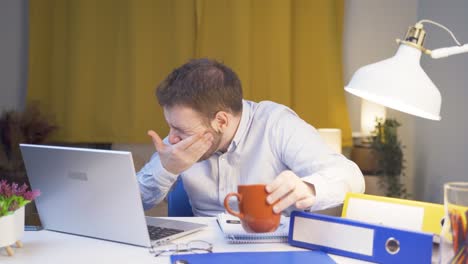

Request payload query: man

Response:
[137,58,364,216]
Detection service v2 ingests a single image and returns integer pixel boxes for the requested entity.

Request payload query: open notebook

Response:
[216,213,289,243]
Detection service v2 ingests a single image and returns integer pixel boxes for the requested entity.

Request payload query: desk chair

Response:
[167,177,194,216]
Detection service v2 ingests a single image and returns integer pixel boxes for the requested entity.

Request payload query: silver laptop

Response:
[20,144,206,247]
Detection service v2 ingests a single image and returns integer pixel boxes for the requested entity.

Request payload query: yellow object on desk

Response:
[342,192,444,235]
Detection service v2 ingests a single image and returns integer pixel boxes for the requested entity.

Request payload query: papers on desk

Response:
[216,213,289,243]
[171,250,336,264]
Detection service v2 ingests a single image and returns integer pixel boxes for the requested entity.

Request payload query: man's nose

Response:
[168,132,181,145]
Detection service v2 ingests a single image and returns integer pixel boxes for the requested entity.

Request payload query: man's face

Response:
[163,105,222,161]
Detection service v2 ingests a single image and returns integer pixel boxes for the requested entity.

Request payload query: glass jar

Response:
[439,182,468,263]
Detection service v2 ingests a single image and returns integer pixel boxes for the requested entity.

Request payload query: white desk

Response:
[0,217,382,263]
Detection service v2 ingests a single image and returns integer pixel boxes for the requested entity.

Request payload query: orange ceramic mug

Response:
[224,184,280,233]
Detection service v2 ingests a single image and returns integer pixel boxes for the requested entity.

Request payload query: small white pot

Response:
[0,207,25,248]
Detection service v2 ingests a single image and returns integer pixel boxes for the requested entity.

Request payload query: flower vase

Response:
[0,207,25,256]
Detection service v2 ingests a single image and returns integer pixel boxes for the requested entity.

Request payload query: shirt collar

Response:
[227,100,251,152]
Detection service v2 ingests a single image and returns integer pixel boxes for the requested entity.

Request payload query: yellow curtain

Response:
[28,0,352,146]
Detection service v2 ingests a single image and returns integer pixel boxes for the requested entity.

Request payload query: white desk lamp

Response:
[345,20,468,120]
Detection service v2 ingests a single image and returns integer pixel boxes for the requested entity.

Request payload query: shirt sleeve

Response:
[136,151,179,210]
[269,108,365,211]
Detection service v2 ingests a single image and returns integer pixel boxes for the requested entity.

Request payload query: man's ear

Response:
[211,111,229,132]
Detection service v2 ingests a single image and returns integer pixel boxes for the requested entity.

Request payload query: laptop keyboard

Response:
[147,225,184,241]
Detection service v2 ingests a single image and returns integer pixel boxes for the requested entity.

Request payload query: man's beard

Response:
[198,128,222,161]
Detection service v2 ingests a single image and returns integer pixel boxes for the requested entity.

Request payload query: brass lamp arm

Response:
[396,19,468,59]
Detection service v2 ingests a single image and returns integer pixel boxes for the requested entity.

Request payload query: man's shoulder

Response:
[253,100,291,113]
[246,100,298,125]
[254,100,297,118]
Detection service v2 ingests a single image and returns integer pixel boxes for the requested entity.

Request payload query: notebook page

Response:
[216,213,289,243]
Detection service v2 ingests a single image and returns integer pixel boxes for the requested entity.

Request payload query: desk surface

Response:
[0,217,381,264]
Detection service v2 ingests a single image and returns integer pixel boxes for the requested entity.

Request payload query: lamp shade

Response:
[345,44,442,120]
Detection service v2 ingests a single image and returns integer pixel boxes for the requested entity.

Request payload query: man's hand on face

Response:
[147,130,214,175]
[265,170,316,214]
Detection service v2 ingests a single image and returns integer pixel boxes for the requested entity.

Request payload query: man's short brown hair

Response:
[156,58,243,119]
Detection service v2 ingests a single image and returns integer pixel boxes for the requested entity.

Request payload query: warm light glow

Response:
[317,128,342,154]
[361,100,386,137]
[345,86,440,121]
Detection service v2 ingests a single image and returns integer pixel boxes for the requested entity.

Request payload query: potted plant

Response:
[370,118,409,198]
[0,180,40,256]
[0,103,57,225]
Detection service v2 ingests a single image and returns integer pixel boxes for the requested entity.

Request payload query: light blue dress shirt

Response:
[137,100,364,216]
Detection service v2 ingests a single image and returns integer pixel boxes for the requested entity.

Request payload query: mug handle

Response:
[224,193,244,219]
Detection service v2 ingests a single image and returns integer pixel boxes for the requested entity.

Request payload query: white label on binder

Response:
[293,216,374,256]
[345,198,424,230]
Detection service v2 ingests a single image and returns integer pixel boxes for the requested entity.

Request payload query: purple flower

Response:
[15,183,29,196]
[0,179,7,195]
[23,189,41,201]
[0,179,13,197]
[1,180,40,216]
[11,182,18,194]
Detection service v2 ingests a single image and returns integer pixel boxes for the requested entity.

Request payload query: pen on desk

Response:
[226,220,241,224]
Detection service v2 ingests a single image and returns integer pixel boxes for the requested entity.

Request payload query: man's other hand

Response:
[265,170,316,213]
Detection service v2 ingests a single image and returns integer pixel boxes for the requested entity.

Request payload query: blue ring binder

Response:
[288,211,434,264]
